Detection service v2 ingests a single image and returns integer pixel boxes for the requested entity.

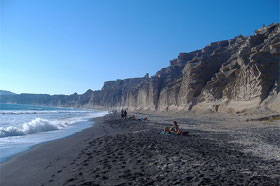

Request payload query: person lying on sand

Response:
[164,121,180,134]
[138,117,148,121]
[129,115,137,120]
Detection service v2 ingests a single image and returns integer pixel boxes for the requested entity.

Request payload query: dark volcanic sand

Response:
[1,114,279,186]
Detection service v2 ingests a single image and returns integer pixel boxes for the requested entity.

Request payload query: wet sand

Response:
[1,112,280,186]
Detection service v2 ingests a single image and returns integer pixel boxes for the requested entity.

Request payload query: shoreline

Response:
[1,113,280,185]
[0,105,108,164]
[0,120,95,164]
[0,116,115,186]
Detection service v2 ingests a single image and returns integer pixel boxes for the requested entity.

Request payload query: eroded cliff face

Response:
[92,23,279,113]
[90,77,147,108]
[0,24,279,113]
[195,24,280,113]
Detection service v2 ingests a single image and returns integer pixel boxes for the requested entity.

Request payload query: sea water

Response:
[0,103,107,163]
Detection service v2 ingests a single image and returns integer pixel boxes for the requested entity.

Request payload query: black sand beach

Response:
[1,113,280,186]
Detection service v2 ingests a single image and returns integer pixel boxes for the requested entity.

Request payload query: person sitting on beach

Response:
[164,121,180,134]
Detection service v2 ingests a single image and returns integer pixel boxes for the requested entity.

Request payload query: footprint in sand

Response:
[64,178,77,184]
[95,174,100,178]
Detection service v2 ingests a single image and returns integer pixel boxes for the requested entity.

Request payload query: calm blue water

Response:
[0,103,107,163]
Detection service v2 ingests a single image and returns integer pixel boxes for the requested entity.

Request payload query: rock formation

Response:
[0,24,279,113]
[0,90,16,95]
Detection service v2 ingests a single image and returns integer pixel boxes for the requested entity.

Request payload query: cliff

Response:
[0,90,16,96]
[0,24,279,113]
[92,23,280,113]
[101,23,279,113]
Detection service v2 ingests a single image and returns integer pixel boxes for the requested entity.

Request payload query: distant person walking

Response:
[121,109,124,119]
[124,109,127,118]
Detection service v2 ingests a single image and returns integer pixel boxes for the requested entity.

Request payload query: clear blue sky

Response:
[0,0,279,95]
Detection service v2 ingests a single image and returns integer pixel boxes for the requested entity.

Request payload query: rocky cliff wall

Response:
[1,24,279,113]
[95,23,279,113]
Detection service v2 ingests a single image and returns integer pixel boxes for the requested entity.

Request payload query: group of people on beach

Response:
[119,109,184,135]
[121,109,127,119]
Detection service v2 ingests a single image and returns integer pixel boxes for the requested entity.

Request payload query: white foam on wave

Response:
[0,118,72,138]
[0,110,91,115]
[0,111,108,138]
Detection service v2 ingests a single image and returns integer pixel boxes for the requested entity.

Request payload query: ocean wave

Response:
[0,110,91,115]
[0,117,87,138]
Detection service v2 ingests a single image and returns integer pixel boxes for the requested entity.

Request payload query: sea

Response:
[0,103,107,163]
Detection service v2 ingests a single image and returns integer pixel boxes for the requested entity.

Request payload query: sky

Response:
[0,0,279,95]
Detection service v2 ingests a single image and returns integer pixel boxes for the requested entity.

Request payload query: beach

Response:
[1,112,280,186]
